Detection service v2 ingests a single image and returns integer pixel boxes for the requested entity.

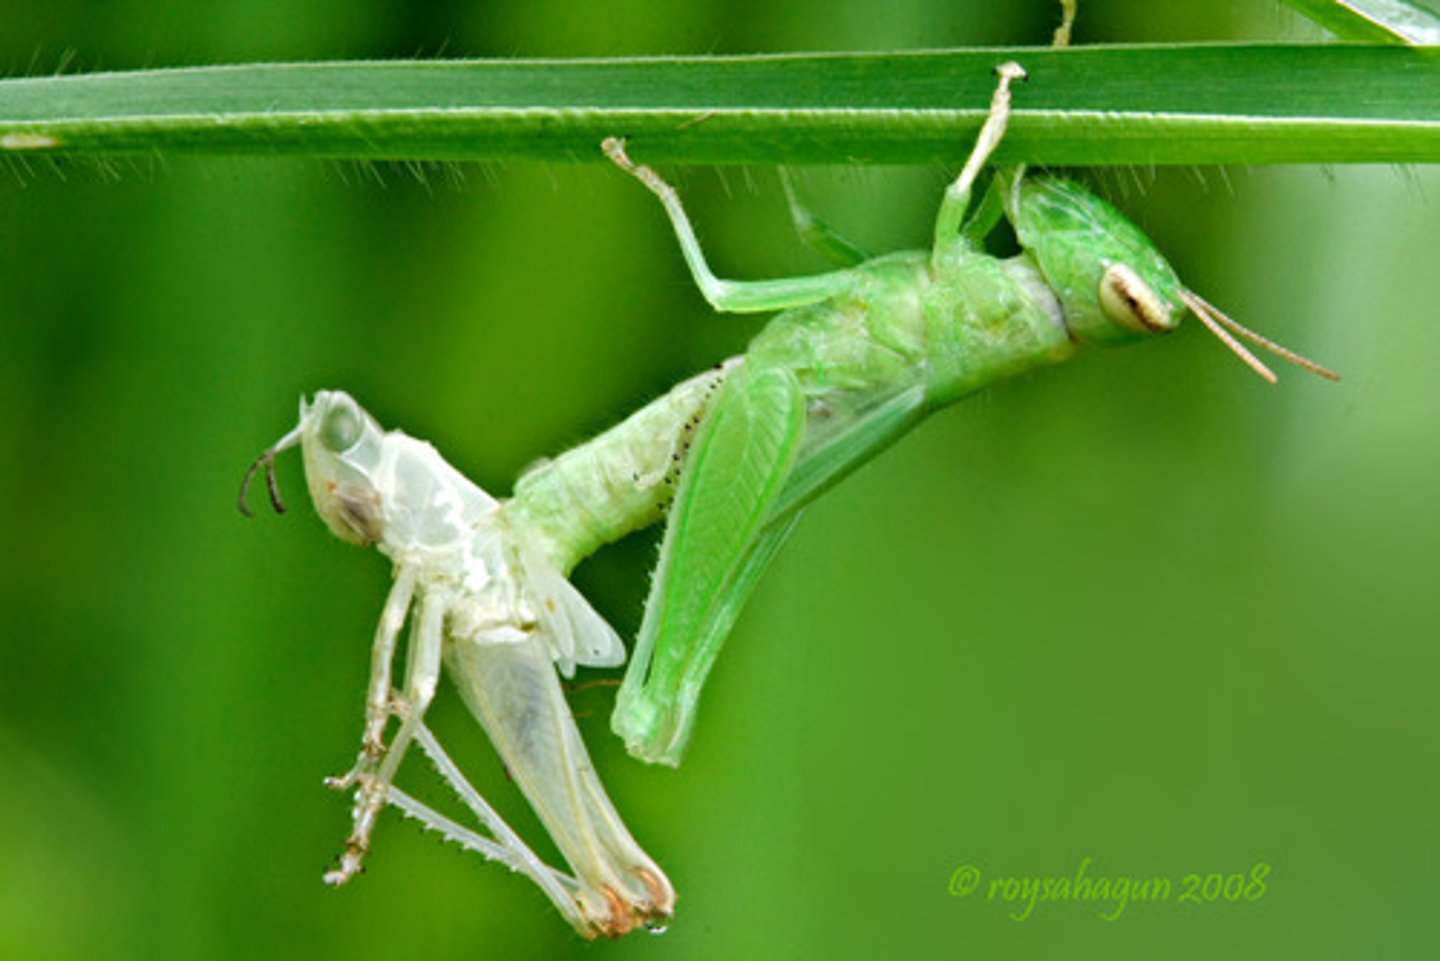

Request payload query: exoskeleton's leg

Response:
[778,168,871,267]
[447,633,675,936]
[326,564,417,791]
[931,61,1027,262]
[409,723,573,890]
[324,585,444,885]
[385,723,594,935]
[603,137,861,313]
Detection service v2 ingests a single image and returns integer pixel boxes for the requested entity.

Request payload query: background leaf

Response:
[1280,0,1440,43]
[2,45,1439,165]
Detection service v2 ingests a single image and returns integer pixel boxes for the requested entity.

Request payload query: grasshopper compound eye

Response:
[320,394,365,453]
[1099,263,1177,334]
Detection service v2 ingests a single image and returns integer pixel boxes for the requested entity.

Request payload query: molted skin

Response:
[257,390,674,938]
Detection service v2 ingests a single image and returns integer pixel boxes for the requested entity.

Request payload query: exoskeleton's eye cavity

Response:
[320,398,363,452]
[1099,263,1177,334]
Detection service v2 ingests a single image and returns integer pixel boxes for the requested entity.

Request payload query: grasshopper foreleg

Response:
[1054,0,1077,47]
[326,564,417,795]
[324,577,444,885]
[932,61,1027,261]
[777,168,871,267]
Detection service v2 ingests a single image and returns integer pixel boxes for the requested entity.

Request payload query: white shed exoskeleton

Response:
[240,390,673,939]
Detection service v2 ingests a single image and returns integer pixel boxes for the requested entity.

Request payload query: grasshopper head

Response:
[1008,175,1339,382]
[298,391,389,544]
[1009,175,1184,346]
[239,390,388,544]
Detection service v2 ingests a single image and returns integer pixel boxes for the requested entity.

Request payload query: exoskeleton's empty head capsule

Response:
[240,390,388,544]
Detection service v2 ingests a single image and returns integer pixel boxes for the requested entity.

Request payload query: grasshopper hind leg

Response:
[448,634,676,935]
[386,723,599,936]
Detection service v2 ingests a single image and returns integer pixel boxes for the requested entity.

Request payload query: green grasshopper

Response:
[507,60,1339,767]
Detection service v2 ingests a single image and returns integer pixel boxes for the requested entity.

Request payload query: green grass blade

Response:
[1,44,1437,166]
[1280,0,1440,43]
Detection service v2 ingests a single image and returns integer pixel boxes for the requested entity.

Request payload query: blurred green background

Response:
[1,2,1436,959]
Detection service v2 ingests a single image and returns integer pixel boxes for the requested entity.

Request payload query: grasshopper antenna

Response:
[238,424,305,516]
[238,451,286,516]
[1181,290,1341,384]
